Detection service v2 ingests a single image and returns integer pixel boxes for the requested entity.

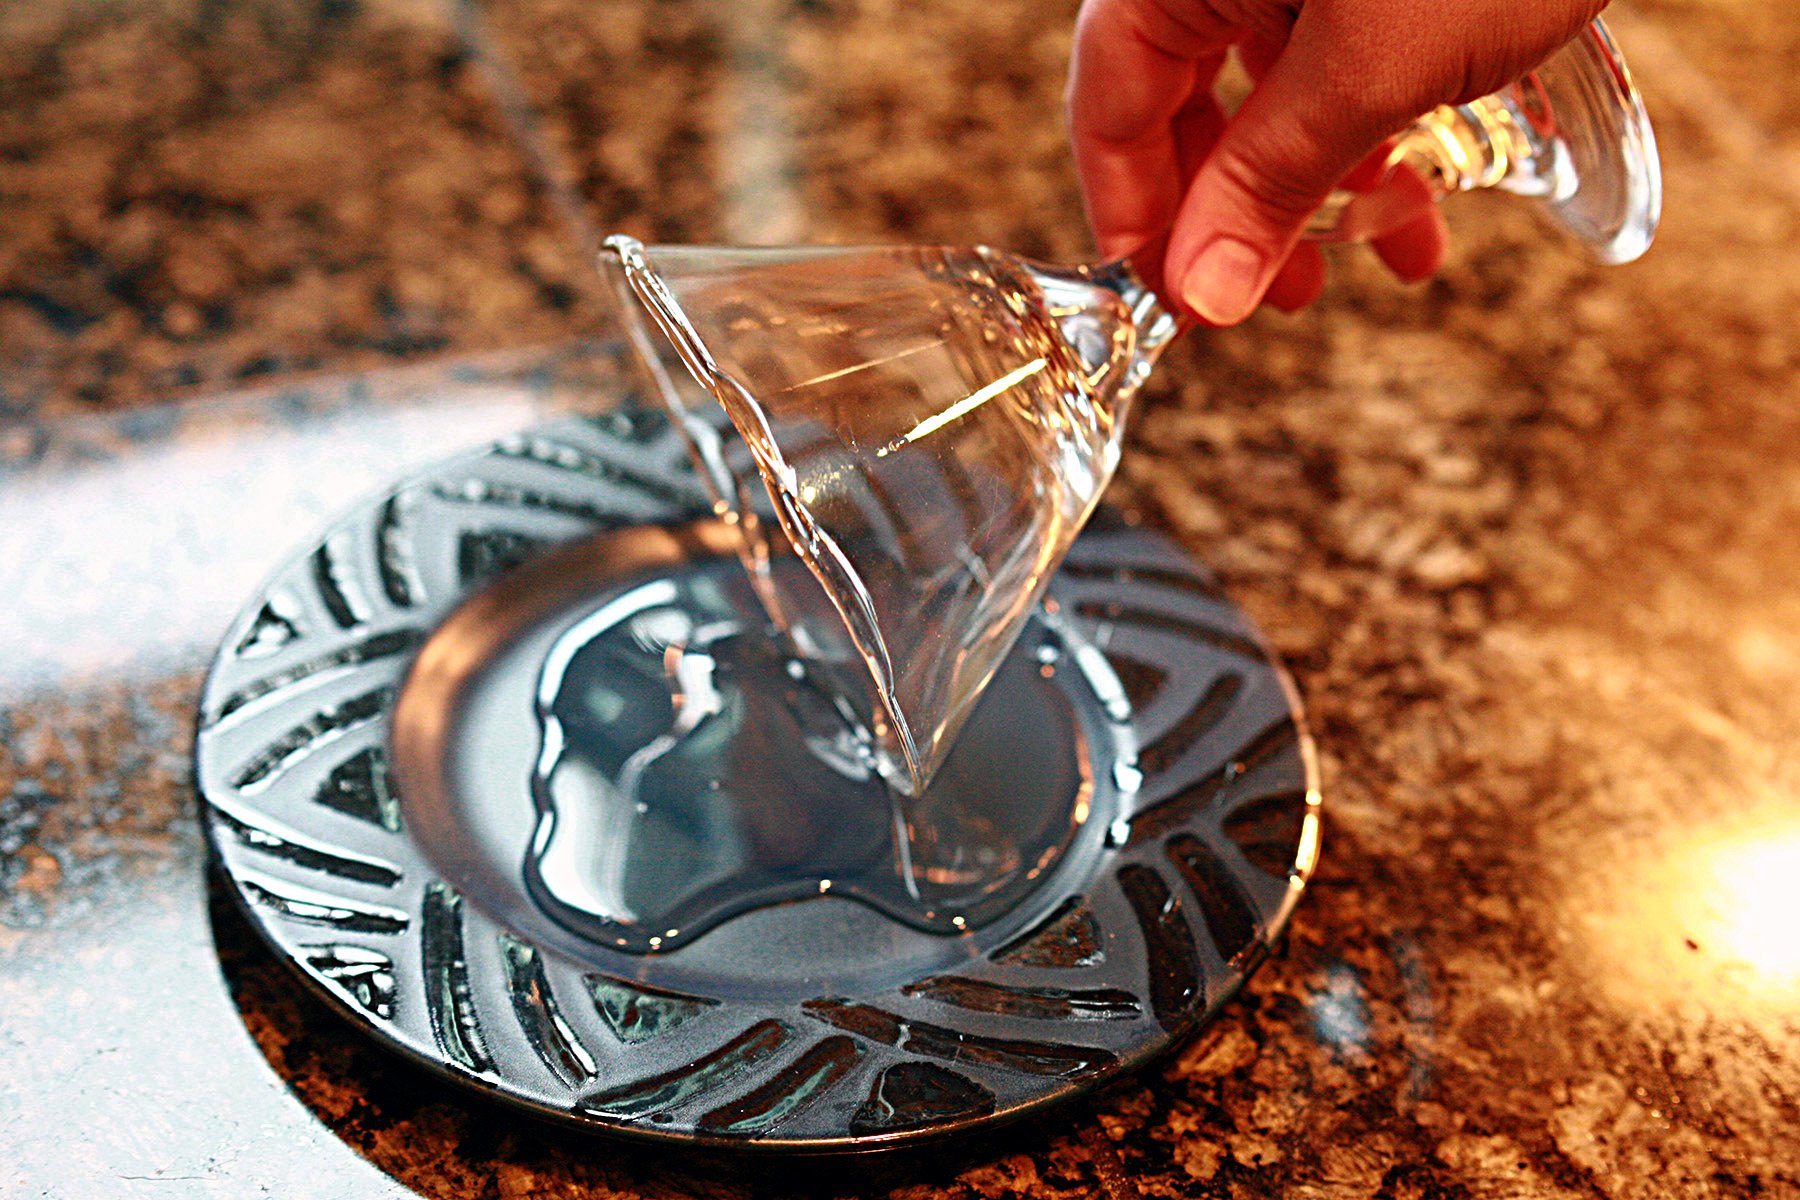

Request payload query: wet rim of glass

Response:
[600,234,929,794]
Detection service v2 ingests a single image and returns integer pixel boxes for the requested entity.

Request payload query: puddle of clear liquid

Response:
[524,552,1090,954]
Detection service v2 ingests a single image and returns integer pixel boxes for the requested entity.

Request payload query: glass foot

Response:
[1308,17,1661,263]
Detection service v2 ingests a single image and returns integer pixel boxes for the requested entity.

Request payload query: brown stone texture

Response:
[5,0,1800,1197]
[0,0,599,418]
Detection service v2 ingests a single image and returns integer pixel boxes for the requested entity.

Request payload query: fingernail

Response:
[1181,237,1268,325]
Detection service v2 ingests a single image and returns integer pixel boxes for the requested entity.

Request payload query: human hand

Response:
[1066,0,1606,324]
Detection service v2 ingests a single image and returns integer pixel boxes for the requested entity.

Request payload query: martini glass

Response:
[602,15,1660,801]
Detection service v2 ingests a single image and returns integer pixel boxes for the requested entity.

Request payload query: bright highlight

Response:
[1706,830,1800,983]
[878,357,1047,456]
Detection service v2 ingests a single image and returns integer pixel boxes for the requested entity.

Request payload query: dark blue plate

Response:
[195,408,1320,1152]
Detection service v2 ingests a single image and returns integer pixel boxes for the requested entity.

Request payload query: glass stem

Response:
[1090,255,1183,370]
[1031,253,1181,409]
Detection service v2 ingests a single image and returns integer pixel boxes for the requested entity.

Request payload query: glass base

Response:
[1515,18,1662,265]
[1308,17,1660,264]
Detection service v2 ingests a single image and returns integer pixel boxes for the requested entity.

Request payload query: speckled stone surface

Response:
[476,0,1093,258]
[0,0,600,419]
[4,0,1800,1197]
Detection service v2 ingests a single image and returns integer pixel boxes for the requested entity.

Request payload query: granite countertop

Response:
[3,0,1798,1196]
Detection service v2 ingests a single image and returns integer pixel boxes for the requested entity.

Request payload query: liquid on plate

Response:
[525,552,1092,954]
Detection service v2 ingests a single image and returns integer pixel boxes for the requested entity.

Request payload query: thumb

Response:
[1166,18,1429,324]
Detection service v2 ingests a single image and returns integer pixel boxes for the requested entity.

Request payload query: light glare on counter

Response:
[1704,829,1800,984]
[1573,807,1800,1016]
[0,382,549,702]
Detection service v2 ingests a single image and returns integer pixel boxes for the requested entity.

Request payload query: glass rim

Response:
[597,235,928,794]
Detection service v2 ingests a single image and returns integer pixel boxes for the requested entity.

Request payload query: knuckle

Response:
[1314,63,1431,141]
[1215,132,1339,220]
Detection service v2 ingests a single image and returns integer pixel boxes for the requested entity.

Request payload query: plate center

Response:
[392,522,1102,984]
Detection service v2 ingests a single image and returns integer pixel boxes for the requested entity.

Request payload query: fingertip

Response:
[1177,235,1273,326]
[1373,206,1449,283]
[1340,142,1398,193]
[1264,242,1326,312]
